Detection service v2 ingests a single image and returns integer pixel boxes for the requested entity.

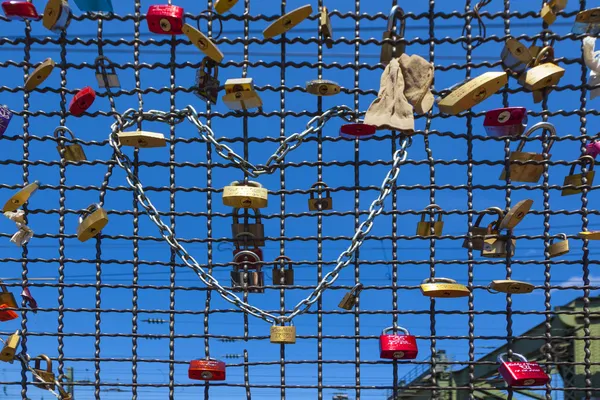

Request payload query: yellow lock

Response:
[77,204,109,242]
[182,24,224,63]
[437,71,507,115]
[223,181,268,209]
[43,0,70,33]
[25,58,55,91]
[270,324,296,344]
[498,199,533,231]
[548,233,570,258]
[416,204,444,237]
[463,207,503,251]
[306,79,340,96]
[579,229,600,240]
[222,78,263,110]
[32,354,55,390]
[338,283,363,310]
[540,0,567,25]
[489,279,534,294]
[2,181,39,213]
[481,225,516,258]
[562,156,595,196]
[420,278,470,298]
[0,331,20,362]
[214,0,238,14]
[55,126,86,162]
[518,46,564,103]
[263,5,312,39]
[117,131,166,148]
[320,6,333,49]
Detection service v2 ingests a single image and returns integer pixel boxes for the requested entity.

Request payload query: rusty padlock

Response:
[463,207,503,251]
[481,225,516,258]
[380,5,405,65]
[188,358,226,381]
[32,354,56,390]
[272,255,294,285]
[77,204,109,242]
[231,250,264,293]
[55,126,86,161]
[498,353,550,387]
[379,326,418,360]
[338,283,363,310]
[416,204,444,237]
[308,182,333,211]
[548,233,570,258]
[147,4,184,35]
[232,209,264,247]
[195,57,220,104]
[483,107,527,138]
[562,156,595,196]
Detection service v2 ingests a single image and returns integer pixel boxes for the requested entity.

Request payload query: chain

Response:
[107,106,411,324]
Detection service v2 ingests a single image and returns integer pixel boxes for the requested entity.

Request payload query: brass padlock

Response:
[0,281,17,309]
[214,0,238,14]
[2,181,39,212]
[518,47,564,103]
[462,207,503,251]
[500,38,532,75]
[195,57,220,104]
[562,155,595,196]
[481,225,516,258]
[272,256,294,285]
[77,204,109,242]
[43,0,71,33]
[579,229,600,240]
[498,199,534,231]
[223,181,268,209]
[117,131,166,148]
[57,385,72,400]
[338,283,363,310]
[32,354,55,390]
[573,7,600,35]
[25,58,55,91]
[231,250,264,293]
[548,233,570,258]
[420,277,470,298]
[95,56,120,88]
[499,122,556,183]
[320,6,333,49]
[541,0,567,25]
[416,204,444,237]
[270,324,296,344]
[263,5,312,39]
[308,181,333,211]
[222,78,263,110]
[232,209,265,247]
[55,126,86,161]
[489,279,534,294]
[306,79,340,96]
[0,331,21,362]
[380,5,405,65]
[437,71,507,115]
[182,23,224,63]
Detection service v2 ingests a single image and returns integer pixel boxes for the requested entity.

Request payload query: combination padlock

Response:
[55,126,86,162]
[308,182,333,211]
[270,324,296,344]
[95,56,120,88]
[573,7,600,35]
[77,204,109,242]
[188,358,226,381]
[379,326,418,360]
[214,0,237,14]
[306,79,340,96]
[0,281,18,310]
[42,0,71,34]
[272,256,294,285]
[481,225,516,258]
[232,208,265,247]
[498,199,533,231]
[548,233,570,258]
[223,181,268,209]
[0,104,13,137]
[500,38,532,75]
[380,5,405,65]
[483,107,527,138]
[320,6,333,49]
[338,283,363,310]
[420,278,470,298]
[117,131,166,148]
[222,78,263,110]
[437,72,507,115]
[462,207,503,251]
[585,141,600,159]
[2,1,41,21]
[339,122,377,140]
[195,57,220,104]
[499,122,556,183]
[72,0,113,12]
[0,331,20,362]
[498,353,550,387]
[147,4,184,35]
[2,181,39,213]
[69,87,96,117]
[518,47,564,103]
[579,229,600,240]
[25,58,55,91]
[231,250,263,293]
[489,279,534,294]
[416,204,444,237]
[232,233,264,262]
[182,24,223,63]
[562,156,595,196]
[32,355,56,390]
[541,0,567,25]
[263,4,312,39]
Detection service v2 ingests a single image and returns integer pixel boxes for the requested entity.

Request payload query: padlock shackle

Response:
[386,5,405,37]
[421,277,456,284]
[382,325,410,336]
[420,204,443,222]
[497,352,528,364]
[515,121,557,153]
[568,155,595,175]
[350,282,363,295]
[200,56,219,78]
[78,203,101,224]
[233,250,261,265]
[531,45,554,68]
[274,255,293,269]
[53,126,76,140]
[232,207,261,222]
[0,280,8,294]
[549,233,567,244]
[474,207,504,229]
[309,181,332,199]
[33,354,53,372]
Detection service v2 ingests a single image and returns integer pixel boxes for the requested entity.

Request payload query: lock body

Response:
[56,143,86,162]
[339,123,377,139]
[579,230,600,240]
[420,283,470,298]
[73,0,113,12]
[231,269,264,293]
[117,131,166,148]
[77,207,109,242]
[214,0,237,14]
[379,333,418,360]
[308,183,333,211]
[69,87,96,117]
[2,181,39,213]
[437,72,508,115]
[0,331,20,362]
[2,1,41,20]
[262,5,312,39]
[0,288,17,309]
[25,58,55,91]
[188,359,226,381]
[416,221,443,237]
[518,63,564,91]
[498,199,533,231]
[33,355,55,390]
[548,238,569,258]
[338,291,358,310]
[562,171,595,196]
[147,4,184,35]
[270,326,296,344]
[484,107,527,138]
[490,280,534,294]
[572,8,600,35]
[306,80,340,96]
[481,235,516,258]
[272,266,294,285]
[320,7,333,48]
[95,57,120,88]
[232,248,263,269]
[380,30,406,66]
[43,0,71,33]
[222,78,263,110]
[463,226,496,251]
[0,104,13,137]
[223,184,268,209]
[195,59,220,104]
[232,209,265,246]
[500,38,531,74]
[499,151,549,183]
[499,361,549,387]
[183,24,224,63]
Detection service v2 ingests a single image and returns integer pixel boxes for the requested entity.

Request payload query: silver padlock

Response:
[380,5,405,66]
[95,56,120,88]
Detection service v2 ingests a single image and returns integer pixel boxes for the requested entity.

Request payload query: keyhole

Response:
[443,291,451,296]
[11,199,20,204]
[497,111,511,123]
[198,39,207,49]
[201,371,213,379]
[138,139,148,146]
[283,18,292,27]
[90,228,97,233]
[318,85,328,95]
[242,199,252,207]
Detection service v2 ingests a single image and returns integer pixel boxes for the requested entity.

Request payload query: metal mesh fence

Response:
[0,0,599,399]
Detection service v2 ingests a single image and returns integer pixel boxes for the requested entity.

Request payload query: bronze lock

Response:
[32,354,55,390]
[42,0,71,33]
[416,204,444,237]
[270,324,296,344]
[232,208,264,247]
[500,37,532,75]
[320,6,333,49]
[380,5,406,65]
[2,181,39,213]
[518,46,564,103]
[562,155,595,196]
[462,207,503,251]
[498,199,534,231]
[55,126,86,162]
[541,0,567,25]
[420,277,470,298]
[481,225,516,258]
[262,5,312,39]
[222,78,263,110]
[437,72,507,115]
[223,180,268,209]
[489,279,535,294]
[117,131,166,148]
[308,181,333,211]
[0,330,21,362]
[306,79,340,96]
[0,281,17,309]
[25,58,55,91]
[499,122,556,183]
[231,250,264,293]
[338,283,363,310]
[77,204,109,243]
[272,255,294,285]
[548,233,570,258]
[182,23,224,63]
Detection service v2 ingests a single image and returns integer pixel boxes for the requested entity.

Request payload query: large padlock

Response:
[188,358,226,381]
[489,279,534,294]
[214,0,237,14]
[420,277,470,298]
[223,181,268,209]
[69,87,96,117]
[117,131,166,148]
[483,107,527,138]
[0,281,17,309]
[232,209,264,247]
[562,155,595,196]
[462,207,503,251]
[499,122,556,183]
[498,353,550,387]
[2,181,39,213]
[437,72,508,115]
[232,233,263,262]
[2,1,41,20]
[72,0,113,12]
[25,58,55,91]
[222,78,263,110]
[500,38,532,75]
[77,204,109,242]
[147,4,184,35]
[338,283,363,310]
[270,324,296,344]
[306,79,340,96]
[380,5,405,65]
[585,141,600,159]
[231,250,263,293]
[308,181,333,211]
[55,126,86,161]
[0,104,13,137]
[272,256,294,285]
[95,56,120,88]
[572,7,600,35]
[579,229,600,240]
[195,57,220,104]
[0,331,20,362]
[416,204,444,237]
[518,47,564,103]
[320,6,333,49]
[379,326,418,360]
[339,122,377,140]
[481,225,516,258]
[182,24,223,63]
[32,354,56,390]
[548,233,570,258]
[498,199,533,231]
[42,0,71,34]
[263,5,312,39]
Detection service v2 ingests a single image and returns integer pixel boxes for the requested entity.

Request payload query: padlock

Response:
[55,126,86,162]
[270,324,296,344]
[232,233,264,262]
[481,225,516,258]
[308,182,333,211]
[489,279,534,294]
[57,385,72,400]
[32,354,56,390]
[117,131,166,148]
[380,5,406,65]
[232,209,264,247]
[147,4,184,35]
[518,47,564,103]
[25,58,55,91]
[498,199,534,230]
[420,278,470,298]
[306,79,340,96]
[2,1,41,21]
[0,281,17,310]
[2,181,39,213]
[437,71,508,115]
[43,0,71,34]
[222,181,268,209]
[572,7,600,35]
[77,204,109,242]
[222,78,263,110]
[379,326,418,360]
[182,24,223,63]
[499,122,556,183]
[339,122,377,140]
[0,104,13,137]
[338,283,363,310]
[188,358,226,380]
[462,207,503,251]
[214,0,237,14]
[0,331,20,362]
[586,141,600,159]
[272,256,294,285]
[320,6,333,49]
[483,107,527,138]
[416,204,444,237]
[0,305,17,322]
[231,250,264,293]
[541,1,567,26]
[263,4,312,39]
[562,155,595,196]
[548,233,570,258]
[500,38,532,75]
[72,0,113,12]
[69,87,96,117]
[579,229,600,240]
[95,56,120,88]
[498,353,550,387]
[195,57,220,104]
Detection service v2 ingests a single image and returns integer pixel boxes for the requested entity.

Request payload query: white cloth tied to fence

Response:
[583,37,600,100]
[4,210,33,247]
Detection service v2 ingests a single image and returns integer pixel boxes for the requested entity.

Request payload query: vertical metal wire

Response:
[353,1,361,400]
[168,33,177,400]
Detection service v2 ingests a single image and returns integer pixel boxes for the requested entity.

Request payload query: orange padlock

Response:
[188,358,226,381]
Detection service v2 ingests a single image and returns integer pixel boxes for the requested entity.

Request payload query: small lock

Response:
[2,1,41,20]
[69,87,96,117]
[95,56,120,88]
[498,353,550,387]
[223,180,268,209]
[518,47,564,103]
[263,5,312,39]
[483,107,527,138]
[272,256,294,285]
[416,204,444,237]
[55,126,86,162]
[420,277,470,298]
[338,283,363,310]
[232,209,265,247]
[579,229,600,240]
[379,326,418,360]
[188,358,226,381]
[231,250,263,293]
[572,7,600,35]
[72,0,113,12]
[437,71,507,115]
[548,233,570,258]
[42,0,71,34]
[320,6,333,49]
[77,204,109,243]
[233,233,264,261]
[214,0,237,14]
[0,331,20,362]
[147,4,184,35]
[2,181,39,213]
[0,104,13,137]
[380,5,406,65]
[498,199,534,231]
[117,131,166,148]
[489,279,534,294]
[500,38,533,75]
[540,3,557,25]
[32,354,56,390]
[339,122,377,140]
[183,24,223,63]
[0,281,17,309]
[481,225,516,258]
[463,207,503,251]
[270,324,296,344]
[25,58,55,91]
[308,181,333,211]
[222,78,263,110]
[562,156,595,196]
[306,79,340,96]
[195,57,220,104]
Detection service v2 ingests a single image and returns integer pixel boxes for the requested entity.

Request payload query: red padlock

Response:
[498,353,550,387]
[2,1,41,20]
[586,141,600,159]
[379,326,418,360]
[188,358,226,381]
[339,122,377,140]
[0,304,18,322]
[483,107,527,138]
[69,87,96,117]
[147,4,184,35]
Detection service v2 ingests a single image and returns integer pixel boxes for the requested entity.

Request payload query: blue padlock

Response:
[72,0,113,12]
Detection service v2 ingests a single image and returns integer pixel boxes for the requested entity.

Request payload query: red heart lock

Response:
[69,87,96,117]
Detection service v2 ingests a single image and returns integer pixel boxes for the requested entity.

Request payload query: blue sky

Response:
[0,0,599,399]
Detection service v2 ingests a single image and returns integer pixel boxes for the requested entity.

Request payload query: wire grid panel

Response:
[0,0,599,399]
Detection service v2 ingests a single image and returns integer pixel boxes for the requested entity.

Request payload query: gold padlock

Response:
[182,23,224,63]
[232,209,265,246]
[77,204,109,242]
[416,204,444,237]
[272,255,294,285]
[32,354,55,390]
[500,38,532,74]
[548,233,570,258]
[518,47,564,103]
[2,181,39,213]
[380,5,406,65]
[420,277,470,298]
[223,181,268,209]
[541,0,567,25]
[579,229,600,240]
[338,283,363,310]
[0,331,20,362]
[263,5,312,39]
[437,71,507,115]
[573,8,600,34]
[562,156,595,196]
[499,122,556,183]
[498,199,534,231]
[55,126,86,162]
[25,58,55,91]
[306,79,340,96]
[117,131,166,148]
[43,0,70,33]
[481,225,516,258]
[214,0,238,14]
[270,324,296,344]
[320,6,333,49]
[462,207,503,251]
[0,281,17,309]
[222,78,263,110]
[308,181,333,211]
[489,279,534,294]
